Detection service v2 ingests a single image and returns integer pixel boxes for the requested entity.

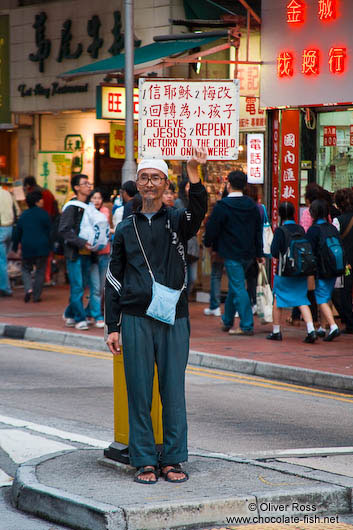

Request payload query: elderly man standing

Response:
[105,150,207,484]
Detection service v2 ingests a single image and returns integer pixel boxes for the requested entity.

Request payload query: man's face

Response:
[75,178,91,198]
[136,168,167,201]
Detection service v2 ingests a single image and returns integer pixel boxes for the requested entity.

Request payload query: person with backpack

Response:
[306,199,343,342]
[58,174,95,330]
[267,202,317,343]
[332,188,353,334]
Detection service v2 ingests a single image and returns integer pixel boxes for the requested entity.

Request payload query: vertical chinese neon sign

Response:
[280,110,300,221]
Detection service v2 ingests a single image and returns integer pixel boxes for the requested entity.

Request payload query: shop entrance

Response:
[94,133,124,200]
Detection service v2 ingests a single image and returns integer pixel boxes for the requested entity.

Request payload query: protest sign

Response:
[139,79,239,160]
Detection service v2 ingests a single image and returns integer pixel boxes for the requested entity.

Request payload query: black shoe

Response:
[316,329,326,338]
[323,328,341,342]
[221,325,231,332]
[266,332,283,341]
[303,331,318,343]
[24,291,32,303]
[342,328,353,334]
[0,290,12,297]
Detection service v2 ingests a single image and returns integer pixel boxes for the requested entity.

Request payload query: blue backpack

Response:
[317,224,345,278]
[279,225,317,277]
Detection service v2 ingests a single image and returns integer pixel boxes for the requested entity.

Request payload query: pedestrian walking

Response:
[0,182,20,297]
[89,188,112,299]
[58,174,96,331]
[12,190,51,303]
[306,199,342,342]
[332,188,353,334]
[267,202,317,343]
[105,150,208,484]
[162,181,176,207]
[112,181,138,229]
[204,170,264,336]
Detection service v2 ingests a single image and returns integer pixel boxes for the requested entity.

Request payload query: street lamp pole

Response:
[122,0,137,184]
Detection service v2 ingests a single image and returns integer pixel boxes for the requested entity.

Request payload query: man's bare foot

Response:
[161,464,189,483]
[134,466,158,484]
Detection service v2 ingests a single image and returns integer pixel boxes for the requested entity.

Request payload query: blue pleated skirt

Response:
[315,277,336,304]
[273,275,310,308]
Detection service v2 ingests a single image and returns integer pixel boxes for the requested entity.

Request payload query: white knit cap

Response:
[137,159,169,178]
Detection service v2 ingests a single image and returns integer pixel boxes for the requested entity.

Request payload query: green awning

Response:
[59,36,221,79]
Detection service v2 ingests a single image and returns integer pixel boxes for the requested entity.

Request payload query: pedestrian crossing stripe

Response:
[200,524,353,530]
[0,429,75,464]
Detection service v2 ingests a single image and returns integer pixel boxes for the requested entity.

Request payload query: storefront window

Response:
[317,110,353,191]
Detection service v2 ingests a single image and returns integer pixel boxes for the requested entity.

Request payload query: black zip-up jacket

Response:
[58,200,87,260]
[105,181,207,333]
[204,195,263,261]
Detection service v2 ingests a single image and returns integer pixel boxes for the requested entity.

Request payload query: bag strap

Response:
[258,263,269,286]
[132,215,155,283]
[341,215,353,240]
[263,205,269,225]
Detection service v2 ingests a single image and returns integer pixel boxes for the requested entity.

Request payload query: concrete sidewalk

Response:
[11,447,353,530]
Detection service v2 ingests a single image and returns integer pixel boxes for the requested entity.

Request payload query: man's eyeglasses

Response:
[137,175,166,186]
[79,181,91,187]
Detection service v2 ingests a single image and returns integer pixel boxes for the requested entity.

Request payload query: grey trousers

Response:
[22,256,47,301]
[121,314,190,468]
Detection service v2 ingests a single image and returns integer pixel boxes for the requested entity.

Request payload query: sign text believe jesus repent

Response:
[139,79,239,160]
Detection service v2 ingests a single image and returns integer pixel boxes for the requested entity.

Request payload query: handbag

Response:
[133,216,186,325]
[256,263,273,324]
[262,206,274,257]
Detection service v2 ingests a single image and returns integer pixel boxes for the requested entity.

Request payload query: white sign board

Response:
[139,79,239,160]
[247,133,264,184]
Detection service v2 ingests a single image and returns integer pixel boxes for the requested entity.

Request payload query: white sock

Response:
[318,326,325,333]
[306,322,315,333]
[273,325,280,333]
[330,324,338,332]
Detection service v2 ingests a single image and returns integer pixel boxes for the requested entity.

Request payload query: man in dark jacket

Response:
[105,150,207,484]
[204,170,263,336]
[58,174,93,330]
[12,190,51,303]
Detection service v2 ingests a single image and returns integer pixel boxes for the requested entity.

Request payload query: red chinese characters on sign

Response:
[302,49,320,75]
[318,0,336,20]
[280,110,300,221]
[350,125,353,146]
[329,47,346,74]
[323,126,337,146]
[277,52,294,77]
[287,0,305,23]
[247,134,264,184]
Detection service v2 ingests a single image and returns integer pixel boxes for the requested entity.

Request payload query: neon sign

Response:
[329,47,346,73]
[302,49,320,75]
[318,0,336,21]
[287,0,305,23]
[277,51,294,77]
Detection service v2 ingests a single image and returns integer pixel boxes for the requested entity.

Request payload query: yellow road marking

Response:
[0,338,112,360]
[258,474,303,486]
[2,338,353,403]
[186,366,353,404]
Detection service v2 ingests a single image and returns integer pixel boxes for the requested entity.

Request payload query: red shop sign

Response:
[280,109,300,221]
[323,126,337,146]
[271,110,280,283]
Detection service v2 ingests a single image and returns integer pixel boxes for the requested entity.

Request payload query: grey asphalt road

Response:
[1,340,353,528]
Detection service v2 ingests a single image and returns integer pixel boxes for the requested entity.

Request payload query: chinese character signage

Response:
[237,64,266,130]
[271,110,280,282]
[96,86,139,120]
[261,0,353,107]
[0,16,10,124]
[323,126,337,146]
[139,79,239,160]
[37,151,72,209]
[247,134,264,183]
[110,122,138,159]
[280,110,300,220]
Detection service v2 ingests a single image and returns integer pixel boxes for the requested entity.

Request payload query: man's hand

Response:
[187,147,207,183]
[106,332,121,355]
[85,242,93,250]
[257,257,265,264]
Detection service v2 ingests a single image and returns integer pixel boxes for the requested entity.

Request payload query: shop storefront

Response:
[261,0,353,225]
[8,0,185,202]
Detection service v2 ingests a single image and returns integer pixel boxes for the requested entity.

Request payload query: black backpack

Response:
[316,223,345,278]
[51,213,64,255]
[279,225,317,277]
